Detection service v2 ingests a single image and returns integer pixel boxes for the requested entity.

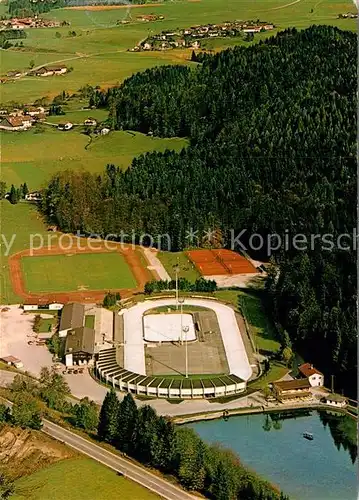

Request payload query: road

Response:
[0,393,198,500]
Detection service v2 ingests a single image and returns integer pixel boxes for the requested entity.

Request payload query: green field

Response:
[158,251,200,282]
[21,252,137,292]
[38,317,56,332]
[13,457,159,500]
[0,0,356,105]
[1,127,187,189]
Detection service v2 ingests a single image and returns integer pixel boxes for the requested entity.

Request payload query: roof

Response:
[65,327,95,355]
[325,393,346,402]
[1,356,21,363]
[1,116,25,127]
[60,303,84,331]
[273,379,311,391]
[43,64,67,71]
[299,363,323,378]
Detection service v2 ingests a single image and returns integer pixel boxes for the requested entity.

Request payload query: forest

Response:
[97,389,288,499]
[41,26,356,394]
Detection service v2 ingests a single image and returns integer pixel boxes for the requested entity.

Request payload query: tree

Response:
[212,460,233,500]
[39,366,70,410]
[133,405,159,464]
[8,185,18,205]
[190,50,198,62]
[0,404,10,424]
[73,397,98,431]
[102,292,120,308]
[175,427,206,490]
[281,346,293,366]
[55,32,61,39]
[116,393,137,453]
[22,182,29,198]
[97,388,119,443]
[11,393,42,430]
[29,60,35,69]
[33,314,41,333]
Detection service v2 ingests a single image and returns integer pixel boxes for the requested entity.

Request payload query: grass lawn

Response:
[38,317,56,333]
[214,290,281,354]
[13,457,159,500]
[1,127,187,189]
[84,314,95,328]
[249,361,289,389]
[0,201,49,303]
[21,252,137,293]
[158,251,200,282]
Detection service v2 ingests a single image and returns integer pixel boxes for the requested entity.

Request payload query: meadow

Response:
[13,457,159,500]
[21,252,137,292]
[0,0,356,104]
[1,127,187,189]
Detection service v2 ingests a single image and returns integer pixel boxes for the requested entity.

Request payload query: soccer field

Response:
[21,252,137,293]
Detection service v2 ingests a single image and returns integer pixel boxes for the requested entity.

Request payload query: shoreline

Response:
[173,403,355,424]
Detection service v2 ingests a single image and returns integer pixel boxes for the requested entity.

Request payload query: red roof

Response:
[299,363,323,377]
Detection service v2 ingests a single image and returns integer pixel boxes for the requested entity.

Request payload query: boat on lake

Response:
[303,432,314,440]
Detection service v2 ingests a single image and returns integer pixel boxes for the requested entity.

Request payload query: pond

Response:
[187,410,357,500]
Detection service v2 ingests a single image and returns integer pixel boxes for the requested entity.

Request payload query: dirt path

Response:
[266,0,302,10]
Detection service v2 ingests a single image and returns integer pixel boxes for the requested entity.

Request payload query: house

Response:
[298,363,324,387]
[6,70,22,78]
[323,393,347,408]
[0,356,23,369]
[25,191,42,202]
[84,118,97,126]
[57,122,73,131]
[0,116,32,131]
[34,65,68,77]
[143,42,152,50]
[59,303,85,337]
[100,127,110,135]
[64,326,96,367]
[24,106,45,116]
[272,379,311,402]
[23,301,63,311]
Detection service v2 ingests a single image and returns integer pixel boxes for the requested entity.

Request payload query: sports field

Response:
[0,0,356,104]
[13,457,159,500]
[21,252,137,293]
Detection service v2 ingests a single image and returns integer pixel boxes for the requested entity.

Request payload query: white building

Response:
[298,363,324,387]
[324,394,347,408]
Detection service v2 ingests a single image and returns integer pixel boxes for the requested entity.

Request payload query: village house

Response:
[64,326,96,367]
[24,105,46,117]
[59,303,85,337]
[25,191,42,202]
[0,356,23,369]
[323,393,347,408]
[58,122,73,131]
[0,115,32,131]
[6,70,22,78]
[84,117,97,126]
[272,379,312,402]
[33,65,68,77]
[298,363,324,387]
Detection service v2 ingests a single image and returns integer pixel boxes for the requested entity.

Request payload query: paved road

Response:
[0,392,197,500]
[43,420,198,500]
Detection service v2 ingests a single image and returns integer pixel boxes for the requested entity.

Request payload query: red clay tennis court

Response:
[187,249,257,275]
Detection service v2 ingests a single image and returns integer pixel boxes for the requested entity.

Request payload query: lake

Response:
[188,410,357,500]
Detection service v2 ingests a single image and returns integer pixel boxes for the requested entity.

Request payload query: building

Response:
[0,116,32,131]
[84,118,97,126]
[25,191,42,202]
[33,65,68,77]
[272,379,311,402]
[100,127,110,135]
[57,122,73,131]
[1,356,23,369]
[59,303,85,337]
[6,70,22,78]
[64,326,96,367]
[324,393,347,408]
[298,363,324,387]
[23,301,63,311]
[24,106,46,117]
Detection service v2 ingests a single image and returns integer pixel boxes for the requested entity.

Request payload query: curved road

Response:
[0,392,198,500]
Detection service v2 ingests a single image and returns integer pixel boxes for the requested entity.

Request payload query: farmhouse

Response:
[272,379,311,402]
[1,356,23,369]
[6,70,21,78]
[59,303,85,337]
[33,65,68,77]
[298,363,324,387]
[58,122,73,131]
[323,393,347,408]
[24,106,46,117]
[0,116,32,131]
[84,117,97,126]
[64,326,96,367]
[25,191,42,202]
